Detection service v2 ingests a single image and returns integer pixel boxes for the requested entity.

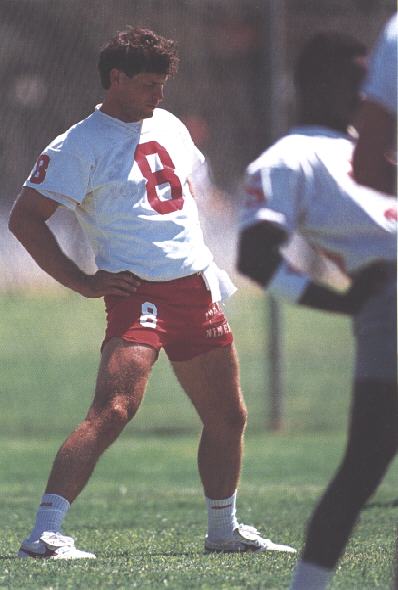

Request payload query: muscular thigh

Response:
[93,338,157,414]
[171,344,246,426]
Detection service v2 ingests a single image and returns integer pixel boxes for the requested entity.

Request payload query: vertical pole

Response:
[266,0,288,431]
[269,296,284,431]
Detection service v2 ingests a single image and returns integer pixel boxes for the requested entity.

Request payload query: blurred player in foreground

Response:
[353,15,398,590]
[353,14,397,196]
[9,27,295,559]
[237,33,397,590]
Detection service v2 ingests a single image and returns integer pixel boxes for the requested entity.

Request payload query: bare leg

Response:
[302,379,398,568]
[45,339,157,503]
[171,344,247,499]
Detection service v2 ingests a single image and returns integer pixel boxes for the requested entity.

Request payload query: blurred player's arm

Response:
[237,221,382,315]
[8,187,139,297]
[352,100,396,195]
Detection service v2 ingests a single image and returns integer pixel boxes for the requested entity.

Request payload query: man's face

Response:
[109,71,167,122]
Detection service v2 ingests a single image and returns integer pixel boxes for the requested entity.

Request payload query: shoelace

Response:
[41,532,75,549]
[237,524,259,535]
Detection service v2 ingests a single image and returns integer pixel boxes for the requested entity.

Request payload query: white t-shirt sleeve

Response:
[33,188,80,210]
[24,145,93,205]
[239,161,302,235]
[363,14,397,115]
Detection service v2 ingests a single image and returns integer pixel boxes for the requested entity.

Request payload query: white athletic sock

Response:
[206,490,239,541]
[26,493,70,543]
[289,560,333,590]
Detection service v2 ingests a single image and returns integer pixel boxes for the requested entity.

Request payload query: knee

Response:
[341,435,397,499]
[107,400,135,429]
[230,404,248,433]
[358,421,398,469]
[207,403,248,436]
[347,379,398,479]
[236,404,249,432]
[375,428,398,467]
[89,396,137,435]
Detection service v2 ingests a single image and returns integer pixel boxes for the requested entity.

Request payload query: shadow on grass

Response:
[364,498,398,510]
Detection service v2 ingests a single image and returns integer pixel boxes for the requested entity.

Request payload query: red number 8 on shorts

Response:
[140,301,158,328]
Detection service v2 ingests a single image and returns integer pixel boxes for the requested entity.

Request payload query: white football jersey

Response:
[240,126,397,279]
[24,107,214,281]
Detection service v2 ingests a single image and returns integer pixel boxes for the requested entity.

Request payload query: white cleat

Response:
[18,531,96,560]
[205,524,296,553]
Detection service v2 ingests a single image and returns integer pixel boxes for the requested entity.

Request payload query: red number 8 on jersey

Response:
[134,141,184,214]
[30,154,50,184]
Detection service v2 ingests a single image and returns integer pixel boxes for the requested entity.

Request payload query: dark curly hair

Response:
[295,32,367,93]
[98,27,179,89]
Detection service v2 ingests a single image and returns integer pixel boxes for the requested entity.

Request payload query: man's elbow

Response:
[236,255,257,283]
[236,230,262,282]
[236,242,251,277]
[8,207,22,238]
[237,223,286,285]
[8,203,32,243]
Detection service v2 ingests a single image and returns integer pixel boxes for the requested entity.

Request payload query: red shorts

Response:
[102,273,233,361]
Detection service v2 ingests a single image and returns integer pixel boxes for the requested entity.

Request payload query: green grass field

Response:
[1,288,397,589]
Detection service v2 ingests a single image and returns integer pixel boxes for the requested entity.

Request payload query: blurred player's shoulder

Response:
[248,126,354,177]
[250,129,309,170]
[282,126,353,158]
[382,12,397,44]
[247,130,311,176]
[247,128,322,174]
